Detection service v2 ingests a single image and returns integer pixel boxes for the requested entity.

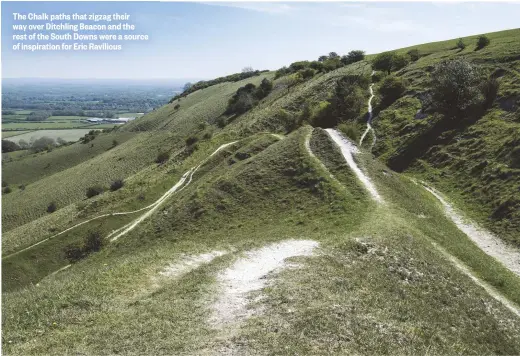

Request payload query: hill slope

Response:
[3,29,520,354]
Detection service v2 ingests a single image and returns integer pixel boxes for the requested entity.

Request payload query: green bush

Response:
[341,50,365,65]
[186,135,199,146]
[174,104,180,110]
[83,230,104,253]
[476,35,490,50]
[86,185,104,198]
[457,38,466,50]
[391,54,409,71]
[480,77,499,108]
[155,151,170,164]
[3,186,12,194]
[338,122,360,143]
[378,75,407,106]
[299,68,316,80]
[64,244,84,263]
[431,58,484,114]
[372,51,396,74]
[110,179,124,192]
[47,201,57,213]
[407,49,420,62]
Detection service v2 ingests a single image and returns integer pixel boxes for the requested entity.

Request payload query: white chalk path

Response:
[359,84,376,147]
[6,141,238,257]
[325,129,383,203]
[211,240,318,327]
[422,183,520,277]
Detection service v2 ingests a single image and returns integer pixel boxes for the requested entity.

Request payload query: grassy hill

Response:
[3,29,520,354]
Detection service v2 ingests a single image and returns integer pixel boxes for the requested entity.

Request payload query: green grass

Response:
[3,28,520,355]
[1,130,31,138]
[3,129,96,144]
[3,127,520,354]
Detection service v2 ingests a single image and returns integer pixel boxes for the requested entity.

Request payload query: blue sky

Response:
[2,1,519,79]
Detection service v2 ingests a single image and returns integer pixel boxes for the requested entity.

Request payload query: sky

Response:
[2,1,519,80]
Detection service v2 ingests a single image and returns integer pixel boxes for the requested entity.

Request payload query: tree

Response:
[456,38,466,50]
[378,75,407,106]
[318,55,328,62]
[407,49,420,62]
[431,58,484,115]
[372,51,396,74]
[341,50,366,65]
[391,53,409,71]
[242,66,254,73]
[2,140,20,153]
[328,52,339,59]
[18,139,29,150]
[30,136,56,152]
[299,68,316,80]
[56,137,67,145]
[476,35,490,50]
[183,82,193,92]
[255,78,274,99]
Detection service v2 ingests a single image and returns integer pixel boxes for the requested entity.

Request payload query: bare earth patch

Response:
[211,240,318,328]
[159,251,227,278]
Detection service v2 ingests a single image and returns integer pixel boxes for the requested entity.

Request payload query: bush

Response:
[299,68,316,80]
[379,75,407,106]
[86,185,104,198]
[112,139,118,147]
[255,78,274,99]
[215,116,227,128]
[64,244,84,263]
[83,230,104,253]
[407,49,420,62]
[431,58,484,114]
[19,184,26,191]
[2,140,21,153]
[372,51,396,74]
[47,201,57,213]
[186,135,199,146]
[391,54,409,71]
[476,35,490,50]
[2,180,7,187]
[110,179,124,192]
[480,77,499,108]
[338,122,360,143]
[174,104,180,110]
[202,130,213,140]
[457,38,466,50]
[341,50,366,65]
[155,151,170,164]
[3,186,12,194]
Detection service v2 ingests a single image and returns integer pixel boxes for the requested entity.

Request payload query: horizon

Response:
[2,2,520,79]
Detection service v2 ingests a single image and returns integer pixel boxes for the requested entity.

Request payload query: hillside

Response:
[3,29,520,355]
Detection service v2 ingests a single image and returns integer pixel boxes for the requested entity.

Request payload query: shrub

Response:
[216,116,227,128]
[2,181,7,187]
[19,184,25,191]
[407,49,420,62]
[341,50,366,65]
[457,38,466,50]
[83,230,104,253]
[338,122,360,143]
[174,104,180,110]
[2,140,21,153]
[3,186,12,194]
[112,139,118,147]
[110,179,124,192]
[476,35,490,50]
[379,75,407,106]
[299,68,316,80]
[372,51,396,74]
[86,185,104,198]
[64,244,84,263]
[186,135,199,146]
[480,77,499,108]
[47,201,57,213]
[155,151,170,164]
[255,78,274,99]
[202,131,213,140]
[391,54,409,71]
[431,58,484,114]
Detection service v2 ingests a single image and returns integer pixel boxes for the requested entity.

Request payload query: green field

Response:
[4,129,95,144]
[1,130,30,138]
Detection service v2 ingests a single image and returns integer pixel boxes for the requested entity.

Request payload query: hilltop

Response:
[2,28,520,354]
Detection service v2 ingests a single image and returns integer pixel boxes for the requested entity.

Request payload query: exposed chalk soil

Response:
[211,240,318,328]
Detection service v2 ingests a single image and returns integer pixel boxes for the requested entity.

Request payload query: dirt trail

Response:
[430,241,520,317]
[325,128,383,203]
[211,240,318,328]
[423,183,520,277]
[6,141,238,257]
[359,83,376,147]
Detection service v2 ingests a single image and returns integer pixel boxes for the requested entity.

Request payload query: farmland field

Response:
[3,129,95,144]
[1,130,30,138]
